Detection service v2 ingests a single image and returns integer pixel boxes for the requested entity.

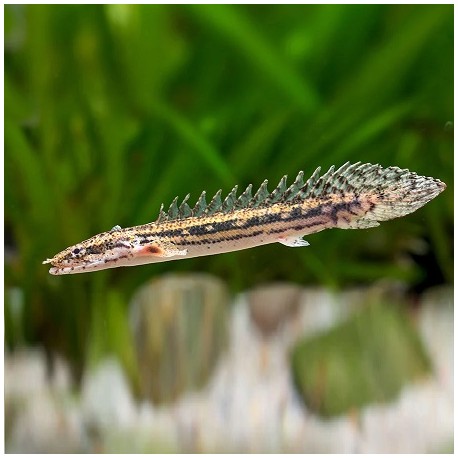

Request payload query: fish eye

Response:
[72,247,85,256]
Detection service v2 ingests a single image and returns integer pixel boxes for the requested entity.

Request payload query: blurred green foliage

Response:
[5,5,453,377]
[291,301,431,417]
[291,302,431,417]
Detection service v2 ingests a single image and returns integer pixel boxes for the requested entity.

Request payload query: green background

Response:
[5,5,453,377]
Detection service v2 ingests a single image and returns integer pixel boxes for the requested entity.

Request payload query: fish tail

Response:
[306,162,446,229]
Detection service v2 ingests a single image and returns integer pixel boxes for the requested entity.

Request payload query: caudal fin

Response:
[300,162,446,229]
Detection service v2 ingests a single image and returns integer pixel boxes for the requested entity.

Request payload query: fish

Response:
[43,162,446,275]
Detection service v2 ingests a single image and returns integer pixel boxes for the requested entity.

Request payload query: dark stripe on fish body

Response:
[133,200,345,241]
[173,230,264,246]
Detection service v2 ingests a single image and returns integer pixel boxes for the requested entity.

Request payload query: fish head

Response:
[43,226,187,275]
[42,228,140,275]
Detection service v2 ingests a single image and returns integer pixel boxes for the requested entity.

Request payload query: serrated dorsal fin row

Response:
[155,163,402,222]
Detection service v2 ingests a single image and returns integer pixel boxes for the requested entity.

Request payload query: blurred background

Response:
[4,4,453,453]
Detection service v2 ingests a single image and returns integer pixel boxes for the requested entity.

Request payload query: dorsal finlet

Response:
[284,170,305,201]
[235,184,253,209]
[205,189,223,216]
[167,196,179,219]
[222,185,238,212]
[193,191,207,217]
[178,194,192,219]
[156,203,168,223]
[310,165,335,197]
[250,179,269,208]
[265,175,288,205]
[298,166,321,199]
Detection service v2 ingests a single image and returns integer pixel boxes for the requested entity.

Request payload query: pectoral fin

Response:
[278,236,310,247]
[134,241,188,258]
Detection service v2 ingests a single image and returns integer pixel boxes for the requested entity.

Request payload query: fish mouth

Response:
[44,257,107,275]
[47,260,107,275]
[44,251,133,275]
[43,246,131,274]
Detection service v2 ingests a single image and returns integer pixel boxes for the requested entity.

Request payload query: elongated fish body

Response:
[43,162,446,275]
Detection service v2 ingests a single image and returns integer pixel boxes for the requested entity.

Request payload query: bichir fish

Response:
[43,162,446,275]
